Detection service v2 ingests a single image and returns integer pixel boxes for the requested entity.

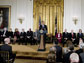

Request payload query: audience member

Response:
[79,38,84,48]
[0,38,16,63]
[2,27,8,43]
[47,47,56,63]
[69,30,76,45]
[19,29,26,45]
[70,53,79,63]
[56,30,62,43]
[75,38,84,55]
[63,45,74,63]
[63,29,69,46]
[8,28,14,43]
[54,41,62,62]
[14,28,20,43]
[77,29,83,45]
[79,44,84,63]
[26,28,33,45]
[63,47,69,54]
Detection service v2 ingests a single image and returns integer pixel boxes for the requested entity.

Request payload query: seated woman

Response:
[56,31,62,43]
[13,28,20,44]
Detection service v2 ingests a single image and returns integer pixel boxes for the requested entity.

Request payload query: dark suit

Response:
[76,49,83,55]
[54,45,62,62]
[77,33,83,45]
[63,51,73,63]
[39,25,47,32]
[62,32,69,46]
[0,44,16,62]
[8,31,14,43]
[77,33,83,39]
[26,31,33,45]
[20,32,26,45]
[69,33,76,44]
[79,52,84,63]
[8,31,14,38]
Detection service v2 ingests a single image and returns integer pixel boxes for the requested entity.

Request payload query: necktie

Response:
[72,33,73,37]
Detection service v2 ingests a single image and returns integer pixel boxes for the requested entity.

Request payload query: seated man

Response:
[54,41,62,62]
[63,45,74,63]
[26,28,33,45]
[0,38,16,63]
[62,29,69,47]
[20,29,26,45]
[69,30,76,45]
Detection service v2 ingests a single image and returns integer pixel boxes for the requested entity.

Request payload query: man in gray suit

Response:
[33,29,40,45]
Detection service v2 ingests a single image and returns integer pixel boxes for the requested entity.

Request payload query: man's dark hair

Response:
[68,45,74,51]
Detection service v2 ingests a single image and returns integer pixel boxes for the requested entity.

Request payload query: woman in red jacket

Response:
[56,31,62,43]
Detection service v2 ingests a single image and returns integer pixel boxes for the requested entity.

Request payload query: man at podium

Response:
[38,21,47,51]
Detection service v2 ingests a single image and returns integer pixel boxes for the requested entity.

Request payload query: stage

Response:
[10,44,53,59]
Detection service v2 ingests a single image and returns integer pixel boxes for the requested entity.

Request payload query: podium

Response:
[38,30,46,51]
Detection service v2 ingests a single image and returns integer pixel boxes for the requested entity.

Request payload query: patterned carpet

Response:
[15,59,47,63]
[10,44,53,59]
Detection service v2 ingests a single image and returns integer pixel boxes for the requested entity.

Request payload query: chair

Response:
[0,51,13,63]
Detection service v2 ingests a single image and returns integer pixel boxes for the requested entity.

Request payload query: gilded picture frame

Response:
[0,5,11,30]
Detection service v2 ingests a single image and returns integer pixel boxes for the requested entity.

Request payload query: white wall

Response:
[81,0,84,32]
[64,0,81,33]
[0,0,33,31]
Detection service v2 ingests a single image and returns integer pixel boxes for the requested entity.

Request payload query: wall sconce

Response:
[73,17,78,25]
[18,15,25,24]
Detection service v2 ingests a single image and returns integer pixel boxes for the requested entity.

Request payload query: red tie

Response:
[72,33,73,37]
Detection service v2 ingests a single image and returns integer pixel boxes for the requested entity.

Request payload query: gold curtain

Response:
[33,0,64,35]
